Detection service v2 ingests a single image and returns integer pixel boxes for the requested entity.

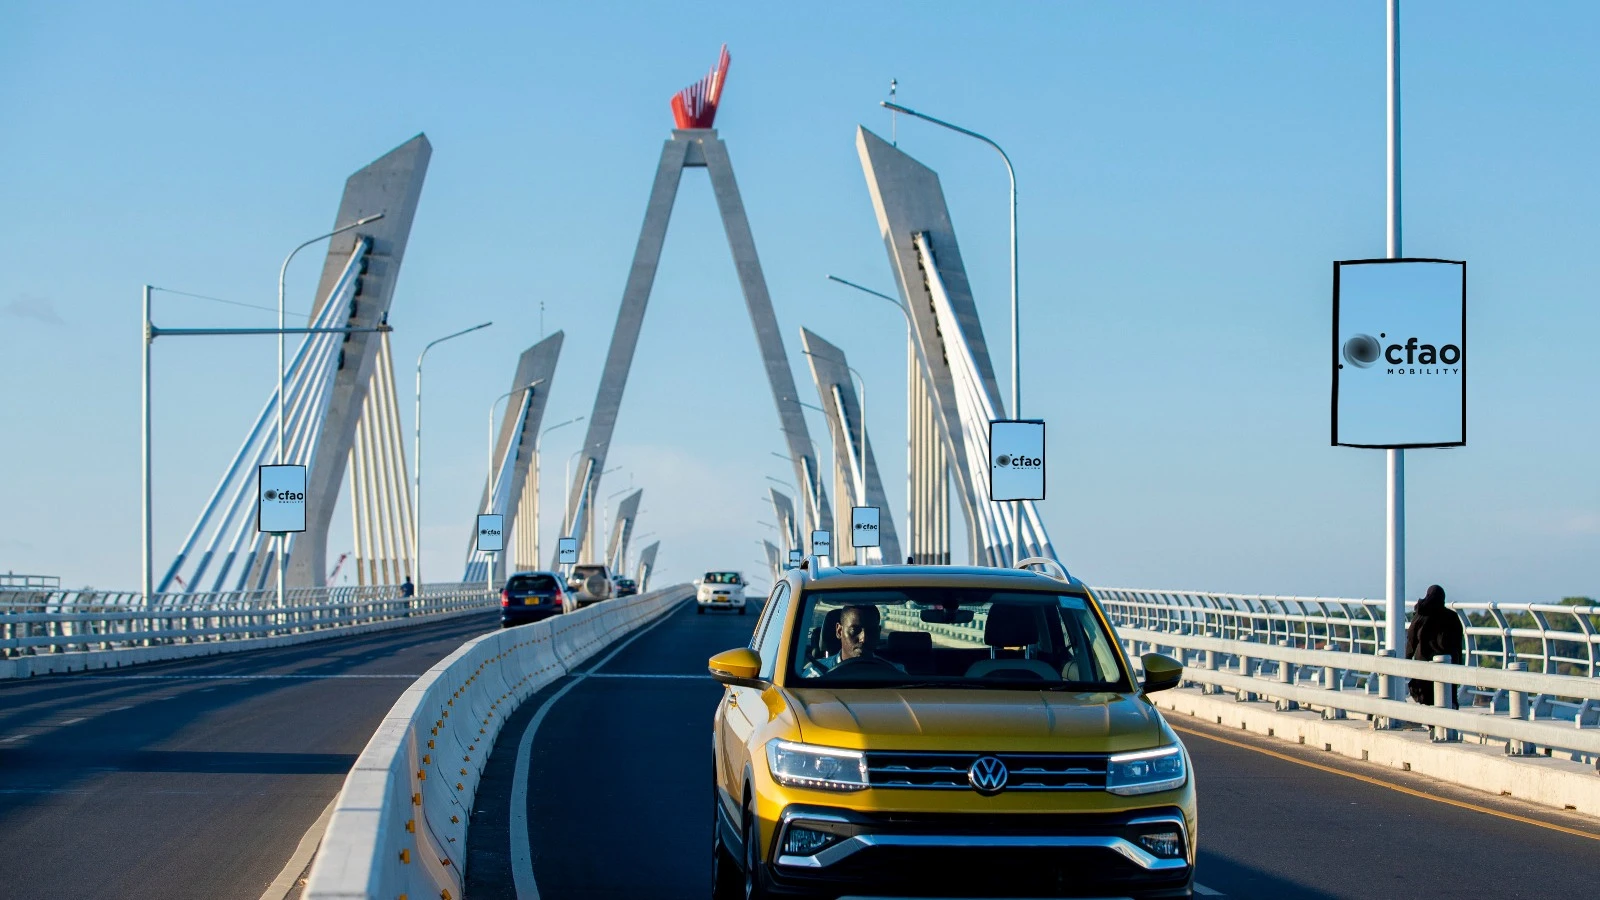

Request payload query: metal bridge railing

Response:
[1118,627,1600,767]
[1093,588,1600,679]
[0,582,493,658]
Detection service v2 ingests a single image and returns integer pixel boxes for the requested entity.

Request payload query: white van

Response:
[696,571,746,615]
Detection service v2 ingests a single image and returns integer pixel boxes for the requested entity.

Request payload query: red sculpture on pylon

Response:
[671,44,730,129]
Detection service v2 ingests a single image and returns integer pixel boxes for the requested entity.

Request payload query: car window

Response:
[505,574,559,593]
[756,583,791,680]
[785,587,1131,690]
[703,572,742,585]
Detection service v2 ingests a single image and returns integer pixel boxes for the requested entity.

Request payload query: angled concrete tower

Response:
[290,135,431,588]
[562,50,829,564]
[635,541,660,591]
[857,126,1008,565]
[465,333,563,585]
[606,488,643,571]
[799,328,901,564]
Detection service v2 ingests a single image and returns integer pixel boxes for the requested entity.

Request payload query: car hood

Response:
[784,686,1165,753]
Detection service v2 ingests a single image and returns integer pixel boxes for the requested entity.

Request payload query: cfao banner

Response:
[1333,259,1466,448]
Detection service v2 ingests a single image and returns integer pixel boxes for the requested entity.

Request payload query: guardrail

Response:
[1118,627,1600,766]
[1093,588,1600,678]
[0,582,489,657]
[304,585,689,900]
[0,582,498,678]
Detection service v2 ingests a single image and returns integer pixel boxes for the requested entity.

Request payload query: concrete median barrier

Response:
[304,585,688,900]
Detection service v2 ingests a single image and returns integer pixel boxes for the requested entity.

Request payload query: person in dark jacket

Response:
[1406,584,1464,705]
[399,577,415,599]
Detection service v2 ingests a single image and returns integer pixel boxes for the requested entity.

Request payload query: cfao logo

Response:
[994,453,1041,469]
[1342,332,1462,374]
[264,489,304,502]
[1342,334,1382,368]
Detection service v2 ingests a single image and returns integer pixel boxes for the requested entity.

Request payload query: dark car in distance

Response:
[500,571,571,628]
[615,577,639,597]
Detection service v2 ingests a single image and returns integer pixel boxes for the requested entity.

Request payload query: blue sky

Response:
[2,2,1595,603]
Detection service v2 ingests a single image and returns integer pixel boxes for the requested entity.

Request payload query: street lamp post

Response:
[534,416,584,567]
[275,212,384,610]
[881,100,1022,565]
[485,380,544,592]
[1385,0,1406,660]
[414,321,492,588]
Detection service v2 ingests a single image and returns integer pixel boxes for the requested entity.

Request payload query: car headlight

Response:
[766,740,868,792]
[1105,745,1186,795]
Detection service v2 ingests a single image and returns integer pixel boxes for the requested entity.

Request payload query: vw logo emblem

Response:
[967,756,1008,795]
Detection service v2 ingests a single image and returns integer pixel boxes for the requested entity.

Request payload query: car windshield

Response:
[786,588,1130,691]
[505,573,559,593]
[704,572,742,585]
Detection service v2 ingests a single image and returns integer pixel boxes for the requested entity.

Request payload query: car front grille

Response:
[865,750,1110,791]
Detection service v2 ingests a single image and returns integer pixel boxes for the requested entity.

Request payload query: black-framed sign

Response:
[257,464,307,534]
[476,514,504,552]
[1333,258,1466,448]
[787,549,802,568]
[811,530,831,557]
[851,507,881,548]
[558,537,578,565]
[988,420,1045,501]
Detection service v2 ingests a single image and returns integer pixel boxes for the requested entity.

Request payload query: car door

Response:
[722,582,789,796]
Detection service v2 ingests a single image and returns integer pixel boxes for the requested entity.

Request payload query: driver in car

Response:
[803,605,906,677]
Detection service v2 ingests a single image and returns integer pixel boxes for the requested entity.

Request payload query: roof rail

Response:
[1015,556,1073,584]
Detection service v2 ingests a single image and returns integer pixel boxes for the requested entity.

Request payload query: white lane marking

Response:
[585,672,706,680]
[511,601,689,900]
[257,794,338,900]
[108,706,132,712]
[81,674,422,680]
[0,735,27,744]
[57,717,86,726]
[1195,883,1224,896]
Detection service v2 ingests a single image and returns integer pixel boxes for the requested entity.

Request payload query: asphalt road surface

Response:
[0,610,498,900]
[467,600,1600,899]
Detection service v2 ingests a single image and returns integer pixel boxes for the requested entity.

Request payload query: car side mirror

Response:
[694,578,703,586]
[709,648,766,689]
[1141,653,1183,694]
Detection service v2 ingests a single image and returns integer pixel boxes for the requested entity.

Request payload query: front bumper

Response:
[764,805,1193,898]
[698,595,746,608]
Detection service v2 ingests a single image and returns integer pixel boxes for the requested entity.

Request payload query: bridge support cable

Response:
[909,362,950,564]
[912,232,1056,565]
[799,328,902,564]
[767,487,799,556]
[635,541,660,591]
[460,334,562,584]
[158,243,368,597]
[348,331,415,586]
[464,390,533,583]
[605,489,643,573]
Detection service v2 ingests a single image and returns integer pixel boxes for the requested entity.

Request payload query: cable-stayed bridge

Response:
[2,43,1597,900]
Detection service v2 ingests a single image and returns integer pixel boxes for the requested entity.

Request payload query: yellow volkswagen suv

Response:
[709,560,1195,899]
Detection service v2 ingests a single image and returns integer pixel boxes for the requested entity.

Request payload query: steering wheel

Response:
[829,655,900,674]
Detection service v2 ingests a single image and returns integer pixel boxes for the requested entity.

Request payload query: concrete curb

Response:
[0,603,496,680]
[1155,687,1600,818]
